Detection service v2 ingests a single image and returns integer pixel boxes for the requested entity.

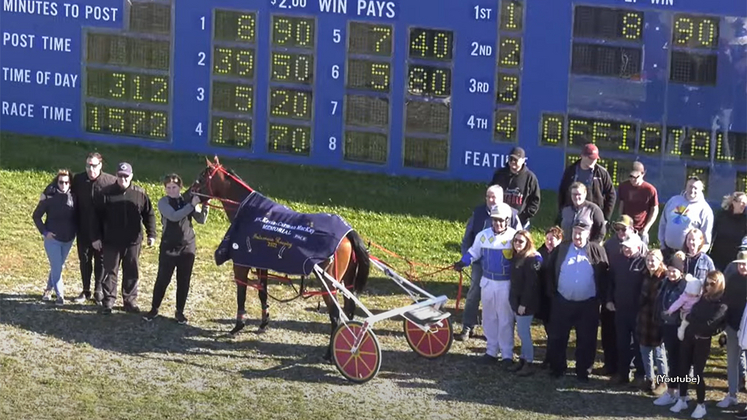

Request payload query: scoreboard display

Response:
[1,0,746,203]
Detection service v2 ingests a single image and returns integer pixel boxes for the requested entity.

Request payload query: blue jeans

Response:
[640,344,668,381]
[725,326,747,396]
[44,237,74,299]
[516,314,534,362]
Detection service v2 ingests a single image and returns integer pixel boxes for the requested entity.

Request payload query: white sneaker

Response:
[671,398,688,413]
[717,395,738,408]
[691,403,706,419]
[654,392,678,406]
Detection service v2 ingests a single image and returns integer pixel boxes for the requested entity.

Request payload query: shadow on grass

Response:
[0,291,711,418]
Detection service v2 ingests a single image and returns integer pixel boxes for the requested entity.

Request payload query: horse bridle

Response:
[190,163,254,209]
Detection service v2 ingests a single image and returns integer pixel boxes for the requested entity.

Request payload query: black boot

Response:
[454,327,472,342]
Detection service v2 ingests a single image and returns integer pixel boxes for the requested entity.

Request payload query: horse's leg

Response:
[322,239,353,361]
[230,266,249,335]
[257,269,270,333]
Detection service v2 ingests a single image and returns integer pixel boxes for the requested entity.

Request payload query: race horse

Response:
[191,157,370,361]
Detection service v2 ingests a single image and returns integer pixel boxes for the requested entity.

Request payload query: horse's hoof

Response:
[256,326,268,335]
[229,322,245,335]
[322,351,332,363]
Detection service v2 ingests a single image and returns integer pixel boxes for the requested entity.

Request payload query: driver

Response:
[455,202,517,368]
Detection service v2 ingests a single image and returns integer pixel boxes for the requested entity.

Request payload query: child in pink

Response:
[665,274,703,340]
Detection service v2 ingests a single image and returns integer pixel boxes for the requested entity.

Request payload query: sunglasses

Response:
[492,218,508,223]
[86,163,101,168]
[513,238,526,243]
[509,156,521,163]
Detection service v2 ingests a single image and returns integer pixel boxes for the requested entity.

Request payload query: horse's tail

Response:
[346,230,370,293]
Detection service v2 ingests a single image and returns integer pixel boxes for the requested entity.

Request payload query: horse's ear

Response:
[214,155,220,165]
[205,156,212,167]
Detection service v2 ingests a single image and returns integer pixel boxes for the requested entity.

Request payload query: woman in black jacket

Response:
[708,192,747,271]
[143,174,208,324]
[508,230,543,376]
[33,169,77,305]
[668,270,727,419]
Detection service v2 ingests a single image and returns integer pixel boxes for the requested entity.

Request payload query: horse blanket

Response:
[214,192,353,276]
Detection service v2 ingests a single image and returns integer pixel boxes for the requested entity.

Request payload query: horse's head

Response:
[190,156,253,215]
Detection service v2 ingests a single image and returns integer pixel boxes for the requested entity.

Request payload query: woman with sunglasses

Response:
[507,230,542,376]
[32,169,77,305]
[668,270,727,419]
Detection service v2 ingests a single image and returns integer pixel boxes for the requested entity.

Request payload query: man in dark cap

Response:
[557,143,616,223]
[490,146,541,229]
[544,219,610,382]
[91,162,157,314]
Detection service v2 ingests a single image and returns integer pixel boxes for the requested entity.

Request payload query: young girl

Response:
[636,249,668,395]
[664,274,703,341]
[507,230,543,376]
[669,270,727,419]
[33,170,77,305]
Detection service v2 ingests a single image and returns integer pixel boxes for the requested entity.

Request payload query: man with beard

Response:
[658,176,714,260]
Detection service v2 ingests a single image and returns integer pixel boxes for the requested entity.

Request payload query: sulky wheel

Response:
[403,317,453,359]
[331,320,382,384]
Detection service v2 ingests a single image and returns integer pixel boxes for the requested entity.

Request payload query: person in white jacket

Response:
[454,203,517,368]
[658,176,714,261]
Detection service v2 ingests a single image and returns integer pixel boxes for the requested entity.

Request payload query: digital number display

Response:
[669,51,717,86]
[499,0,524,32]
[86,69,168,104]
[571,43,642,79]
[408,28,454,61]
[348,22,393,56]
[272,16,315,49]
[405,101,450,135]
[672,14,719,49]
[271,51,313,84]
[214,10,256,43]
[129,1,171,35]
[565,154,633,188]
[213,46,255,79]
[86,33,170,70]
[540,114,565,146]
[344,131,388,164]
[345,95,389,128]
[498,37,522,68]
[573,6,643,42]
[347,59,390,92]
[496,73,519,106]
[404,137,448,171]
[211,116,252,148]
[269,87,312,120]
[717,132,747,164]
[567,116,637,151]
[268,123,311,156]
[736,172,747,193]
[495,109,517,142]
[85,103,168,140]
[686,165,710,189]
[665,126,712,160]
[639,124,663,155]
[212,81,253,114]
[407,64,451,97]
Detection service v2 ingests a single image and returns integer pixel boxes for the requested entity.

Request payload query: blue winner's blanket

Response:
[214,192,353,276]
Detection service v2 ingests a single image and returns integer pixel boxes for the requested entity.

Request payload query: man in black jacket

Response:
[544,220,610,382]
[490,147,541,228]
[557,143,616,222]
[719,252,747,410]
[91,162,157,314]
[42,152,117,304]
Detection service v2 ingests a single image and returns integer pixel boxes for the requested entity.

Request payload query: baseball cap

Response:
[734,250,747,264]
[572,219,591,231]
[612,215,634,230]
[630,161,645,176]
[509,147,526,159]
[117,162,133,176]
[582,143,599,159]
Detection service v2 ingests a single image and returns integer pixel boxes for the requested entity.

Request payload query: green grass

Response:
[0,132,734,420]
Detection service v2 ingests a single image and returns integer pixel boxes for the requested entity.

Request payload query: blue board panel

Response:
[1,0,746,203]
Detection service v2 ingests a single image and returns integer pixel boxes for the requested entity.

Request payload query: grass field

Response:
[0,133,738,420]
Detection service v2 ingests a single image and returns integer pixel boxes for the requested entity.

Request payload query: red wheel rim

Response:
[333,323,380,382]
[404,318,451,358]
